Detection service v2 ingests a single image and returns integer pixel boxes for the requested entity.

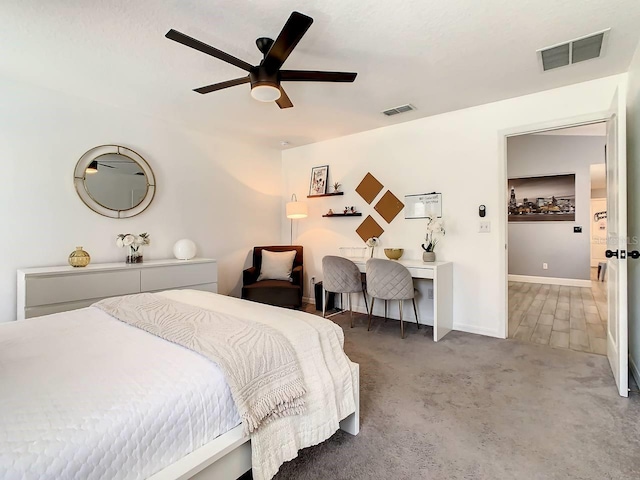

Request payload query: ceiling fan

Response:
[165,11,357,109]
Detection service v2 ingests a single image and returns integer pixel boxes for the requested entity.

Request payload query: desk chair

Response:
[366,258,419,338]
[322,256,368,327]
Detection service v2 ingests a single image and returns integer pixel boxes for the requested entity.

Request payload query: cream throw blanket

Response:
[94,293,306,434]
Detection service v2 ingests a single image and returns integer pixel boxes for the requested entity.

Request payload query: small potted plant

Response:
[116,232,150,263]
[421,216,445,262]
[333,181,341,193]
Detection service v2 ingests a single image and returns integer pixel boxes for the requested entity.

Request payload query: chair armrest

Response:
[291,265,303,287]
[243,266,259,286]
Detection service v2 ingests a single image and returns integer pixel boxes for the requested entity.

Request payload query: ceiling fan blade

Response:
[276,86,293,109]
[166,29,253,72]
[262,12,313,73]
[280,70,357,82]
[194,76,250,94]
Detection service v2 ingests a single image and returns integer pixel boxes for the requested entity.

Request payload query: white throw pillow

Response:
[257,250,297,281]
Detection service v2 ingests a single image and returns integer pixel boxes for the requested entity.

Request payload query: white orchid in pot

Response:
[116,232,150,264]
[422,216,445,262]
[366,236,380,258]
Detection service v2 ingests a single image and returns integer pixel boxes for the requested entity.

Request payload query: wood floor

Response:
[508,269,607,355]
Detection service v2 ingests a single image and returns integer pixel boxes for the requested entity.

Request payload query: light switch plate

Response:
[479,221,491,233]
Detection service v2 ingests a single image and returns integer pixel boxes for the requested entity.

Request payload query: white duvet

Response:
[0,295,241,480]
[0,290,357,480]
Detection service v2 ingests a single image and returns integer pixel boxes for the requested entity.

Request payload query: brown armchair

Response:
[241,246,304,308]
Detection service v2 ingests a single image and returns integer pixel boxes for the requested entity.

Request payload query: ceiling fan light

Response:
[251,84,281,102]
[85,160,98,174]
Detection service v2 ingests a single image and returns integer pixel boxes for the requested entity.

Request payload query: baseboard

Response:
[307,297,504,340]
[454,323,504,339]
[630,355,640,389]
[508,274,592,288]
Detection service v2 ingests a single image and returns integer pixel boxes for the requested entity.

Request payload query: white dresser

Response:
[17,258,218,320]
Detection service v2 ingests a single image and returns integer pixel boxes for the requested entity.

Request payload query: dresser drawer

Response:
[25,270,140,307]
[140,263,217,292]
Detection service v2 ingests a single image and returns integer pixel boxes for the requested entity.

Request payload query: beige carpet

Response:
[264,308,640,480]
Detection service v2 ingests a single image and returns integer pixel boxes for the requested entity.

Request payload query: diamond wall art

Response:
[355,172,384,204]
[355,215,384,243]
[374,190,405,224]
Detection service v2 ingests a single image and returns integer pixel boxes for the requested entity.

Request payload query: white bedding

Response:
[0,290,357,480]
[0,301,241,480]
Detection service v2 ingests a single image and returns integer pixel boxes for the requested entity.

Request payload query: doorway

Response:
[506,122,608,354]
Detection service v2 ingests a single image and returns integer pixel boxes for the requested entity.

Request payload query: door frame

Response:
[498,111,610,339]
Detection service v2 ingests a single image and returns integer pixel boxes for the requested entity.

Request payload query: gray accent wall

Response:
[508,134,606,280]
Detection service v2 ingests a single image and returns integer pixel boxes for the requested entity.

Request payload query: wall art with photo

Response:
[508,174,575,222]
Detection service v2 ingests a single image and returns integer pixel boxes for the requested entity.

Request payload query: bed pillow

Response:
[257,250,297,281]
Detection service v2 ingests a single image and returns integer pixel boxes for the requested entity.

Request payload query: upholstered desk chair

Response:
[322,256,368,327]
[365,258,419,338]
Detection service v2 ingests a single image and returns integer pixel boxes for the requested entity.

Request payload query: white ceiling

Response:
[2,0,640,149]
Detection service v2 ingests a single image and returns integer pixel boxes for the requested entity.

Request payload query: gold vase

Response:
[68,246,90,267]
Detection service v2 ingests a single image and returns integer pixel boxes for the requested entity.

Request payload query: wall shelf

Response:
[307,192,344,198]
[322,213,362,217]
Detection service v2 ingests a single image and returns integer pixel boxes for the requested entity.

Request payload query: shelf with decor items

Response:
[322,213,362,217]
[307,192,344,198]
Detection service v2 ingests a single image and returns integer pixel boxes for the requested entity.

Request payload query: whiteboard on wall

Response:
[404,193,442,218]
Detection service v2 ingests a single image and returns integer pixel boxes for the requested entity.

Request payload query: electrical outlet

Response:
[543,263,548,270]
[479,221,491,233]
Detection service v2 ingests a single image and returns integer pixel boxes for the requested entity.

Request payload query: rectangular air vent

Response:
[538,29,609,72]
[382,104,416,116]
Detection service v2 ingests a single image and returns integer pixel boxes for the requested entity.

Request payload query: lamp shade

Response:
[286,201,308,219]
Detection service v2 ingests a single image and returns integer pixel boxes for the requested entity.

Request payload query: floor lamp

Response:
[286,194,308,245]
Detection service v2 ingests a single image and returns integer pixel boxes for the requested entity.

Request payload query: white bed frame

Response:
[149,363,360,480]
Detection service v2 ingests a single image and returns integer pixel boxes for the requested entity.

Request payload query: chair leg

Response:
[399,300,404,339]
[362,285,369,314]
[384,300,388,322]
[322,287,327,318]
[368,297,375,331]
[412,298,419,329]
[349,293,353,328]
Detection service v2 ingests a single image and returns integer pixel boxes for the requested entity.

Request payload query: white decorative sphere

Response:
[173,239,197,260]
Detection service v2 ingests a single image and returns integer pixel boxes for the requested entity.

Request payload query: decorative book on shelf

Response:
[307,192,344,198]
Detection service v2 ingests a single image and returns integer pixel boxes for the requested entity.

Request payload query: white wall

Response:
[507,134,606,280]
[0,77,283,323]
[282,75,625,338]
[627,43,640,384]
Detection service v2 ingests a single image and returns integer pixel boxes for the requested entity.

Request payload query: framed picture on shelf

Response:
[309,165,329,196]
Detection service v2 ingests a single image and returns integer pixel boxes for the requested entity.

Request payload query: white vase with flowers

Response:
[116,232,150,264]
[421,216,445,262]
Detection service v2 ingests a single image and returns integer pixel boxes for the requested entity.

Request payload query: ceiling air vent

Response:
[382,104,416,116]
[538,28,609,72]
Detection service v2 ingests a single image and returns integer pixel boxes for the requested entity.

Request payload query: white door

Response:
[605,87,628,397]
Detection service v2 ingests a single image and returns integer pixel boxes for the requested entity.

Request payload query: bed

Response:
[0,290,359,480]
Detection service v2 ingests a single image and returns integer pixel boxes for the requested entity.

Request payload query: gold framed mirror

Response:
[74,145,156,218]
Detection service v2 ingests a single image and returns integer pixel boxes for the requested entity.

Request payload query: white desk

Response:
[344,257,453,341]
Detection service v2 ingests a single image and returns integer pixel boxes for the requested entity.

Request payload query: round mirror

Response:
[74,145,156,218]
